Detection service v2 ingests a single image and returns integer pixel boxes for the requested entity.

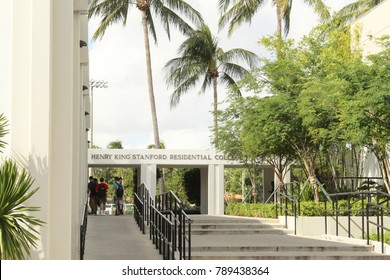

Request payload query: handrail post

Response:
[366,204,370,245]
[336,198,339,236]
[361,193,365,239]
[381,207,384,254]
[347,193,351,238]
[324,201,327,235]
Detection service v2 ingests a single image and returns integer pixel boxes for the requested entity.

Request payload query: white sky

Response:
[88,0,354,150]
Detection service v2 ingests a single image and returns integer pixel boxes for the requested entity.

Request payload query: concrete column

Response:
[200,167,208,214]
[140,164,157,198]
[208,164,225,215]
[50,0,77,259]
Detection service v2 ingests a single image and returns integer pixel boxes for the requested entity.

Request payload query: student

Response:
[96,178,109,215]
[112,177,124,215]
[88,176,98,215]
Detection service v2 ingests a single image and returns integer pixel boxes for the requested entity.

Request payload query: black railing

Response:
[80,195,88,260]
[155,191,192,260]
[134,184,192,260]
[366,195,390,253]
[134,183,152,234]
[267,183,298,235]
[324,190,390,253]
[150,204,175,259]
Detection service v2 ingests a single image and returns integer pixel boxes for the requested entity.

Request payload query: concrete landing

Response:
[83,215,163,260]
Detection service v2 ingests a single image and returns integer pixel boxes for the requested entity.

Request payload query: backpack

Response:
[88,181,97,195]
[116,184,124,198]
[97,184,106,197]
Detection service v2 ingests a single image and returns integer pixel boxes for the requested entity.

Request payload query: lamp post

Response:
[90,79,108,148]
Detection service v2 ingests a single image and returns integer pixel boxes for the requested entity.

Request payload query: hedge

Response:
[225,199,384,218]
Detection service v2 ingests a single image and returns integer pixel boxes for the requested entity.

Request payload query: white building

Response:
[0,0,90,259]
[351,0,390,179]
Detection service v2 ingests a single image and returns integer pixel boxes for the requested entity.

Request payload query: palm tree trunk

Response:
[141,10,164,194]
[213,76,218,146]
[141,10,161,149]
[275,0,283,39]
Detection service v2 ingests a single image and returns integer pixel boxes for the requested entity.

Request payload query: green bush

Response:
[225,203,275,218]
[369,232,390,245]
[225,198,385,218]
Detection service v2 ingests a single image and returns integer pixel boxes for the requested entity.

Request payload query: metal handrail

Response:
[366,203,390,253]
[270,185,298,235]
[150,204,175,260]
[134,192,145,234]
[80,194,88,260]
[155,190,192,259]
[133,184,192,260]
[324,189,389,253]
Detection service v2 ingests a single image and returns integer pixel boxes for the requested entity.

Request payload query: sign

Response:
[88,149,240,167]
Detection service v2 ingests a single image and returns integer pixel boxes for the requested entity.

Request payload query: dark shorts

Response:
[98,197,106,205]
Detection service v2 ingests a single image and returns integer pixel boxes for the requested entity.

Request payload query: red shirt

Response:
[96,182,109,197]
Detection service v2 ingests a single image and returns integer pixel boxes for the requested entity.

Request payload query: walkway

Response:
[83,214,389,260]
[83,215,162,260]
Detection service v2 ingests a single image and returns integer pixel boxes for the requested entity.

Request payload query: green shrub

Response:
[225,203,275,218]
[225,198,385,218]
[369,232,390,245]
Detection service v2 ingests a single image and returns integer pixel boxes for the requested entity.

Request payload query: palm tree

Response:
[0,114,44,259]
[89,0,204,149]
[218,0,330,38]
[164,24,258,144]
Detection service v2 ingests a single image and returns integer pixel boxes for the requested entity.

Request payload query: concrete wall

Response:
[281,216,390,239]
[0,0,90,259]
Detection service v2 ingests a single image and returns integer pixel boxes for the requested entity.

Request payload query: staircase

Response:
[189,215,390,260]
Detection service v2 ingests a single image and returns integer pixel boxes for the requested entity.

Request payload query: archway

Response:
[88,149,280,215]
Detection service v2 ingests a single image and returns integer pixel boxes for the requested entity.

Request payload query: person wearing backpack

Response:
[88,176,98,215]
[96,177,108,215]
[113,177,124,215]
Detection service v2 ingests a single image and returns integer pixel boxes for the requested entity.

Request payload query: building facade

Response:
[351,0,390,179]
[0,0,90,259]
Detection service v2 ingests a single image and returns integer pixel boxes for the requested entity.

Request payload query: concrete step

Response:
[190,216,280,224]
[191,244,375,253]
[191,228,293,235]
[191,223,286,230]
[189,251,390,260]
[186,215,390,260]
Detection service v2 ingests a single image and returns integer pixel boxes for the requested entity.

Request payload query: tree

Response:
[89,0,204,149]
[218,0,330,38]
[164,24,258,144]
[220,27,358,202]
[216,94,270,203]
[338,37,390,193]
[0,114,44,259]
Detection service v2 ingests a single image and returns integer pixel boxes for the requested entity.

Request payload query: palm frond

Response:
[218,0,264,36]
[145,8,158,44]
[303,0,331,21]
[0,160,44,259]
[222,48,258,68]
[219,72,242,95]
[89,0,131,41]
[0,113,9,152]
[221,62,250,80]
[330,0,384,27]
[151,0,204,40]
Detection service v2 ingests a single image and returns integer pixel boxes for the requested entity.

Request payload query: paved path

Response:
[83,215,163,260]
